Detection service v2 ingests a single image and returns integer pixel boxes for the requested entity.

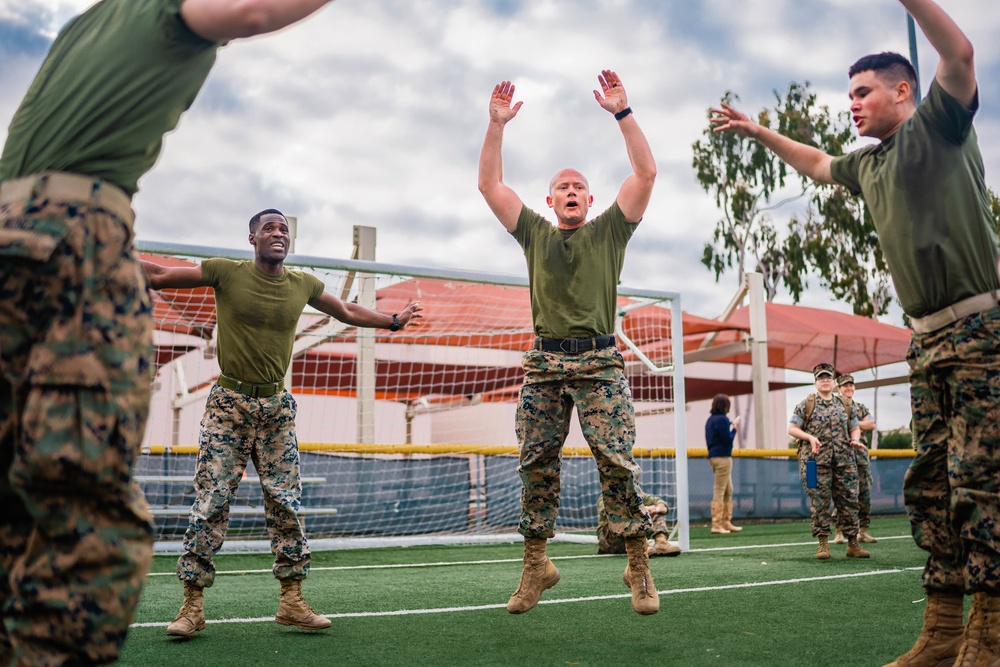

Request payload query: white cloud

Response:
[2,0,998,430]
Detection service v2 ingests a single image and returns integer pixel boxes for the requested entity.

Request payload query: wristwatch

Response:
[389,314,400,332]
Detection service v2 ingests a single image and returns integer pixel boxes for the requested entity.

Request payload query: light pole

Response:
[907,12,922,104]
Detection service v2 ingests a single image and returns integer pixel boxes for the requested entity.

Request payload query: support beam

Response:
[355,225,377,444]
[746,273,771,449]
[683,340,749,364]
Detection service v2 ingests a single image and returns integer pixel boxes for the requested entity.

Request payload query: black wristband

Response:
[614,107,632,121]
[389,314,400,332]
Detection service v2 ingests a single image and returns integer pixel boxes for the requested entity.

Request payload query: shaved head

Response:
[549,169,589,194]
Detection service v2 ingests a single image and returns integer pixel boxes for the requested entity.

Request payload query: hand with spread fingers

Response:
[489,80,523,126]
[593,69,628,115]
[710,102,757,137]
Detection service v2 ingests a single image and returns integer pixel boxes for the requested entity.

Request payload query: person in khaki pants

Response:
[705,394,741,534]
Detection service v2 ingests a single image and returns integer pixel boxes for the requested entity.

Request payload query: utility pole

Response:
[907,12,922,104]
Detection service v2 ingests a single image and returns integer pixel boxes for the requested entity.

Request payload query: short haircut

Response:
[548,169,590,194]
[710,393,731,415]
[249,208,285,232]
[848,52,919,102]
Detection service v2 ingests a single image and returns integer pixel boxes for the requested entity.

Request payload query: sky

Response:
[2,0,999,432]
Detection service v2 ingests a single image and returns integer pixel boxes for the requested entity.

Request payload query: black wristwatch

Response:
[389,314,400,332]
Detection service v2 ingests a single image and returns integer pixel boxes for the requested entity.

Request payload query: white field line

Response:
[146,534,915,577]
[132,566,923,628]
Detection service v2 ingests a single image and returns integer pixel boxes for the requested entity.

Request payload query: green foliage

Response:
[693,82,893,316]
[989,187,1000,235]
[877,429,913,450]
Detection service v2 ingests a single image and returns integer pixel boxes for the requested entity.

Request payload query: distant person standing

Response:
[143,209,421,637]
[0,1,334,664]
[833,374,877,545]
[705,394,742,534]
[478,70,660,616]
[788,364,867,560]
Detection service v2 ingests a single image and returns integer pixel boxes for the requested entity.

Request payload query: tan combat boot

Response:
[647,533,681,558]
[166,581,205,637]
[710,501,730,534]
[883,593,964,667]
[723,501,742,532]
[859,528,878,544]
[623,537,659,615]
[275,579,332,630]
[833,528,847,544]
[953,592,1000,666]
[846,536,871,559]
[816,535,831,560]
[507,537,560,614]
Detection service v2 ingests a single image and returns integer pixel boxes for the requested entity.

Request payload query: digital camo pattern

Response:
[906,307,1000,595]
[176,385,310,588]
[791,395,858,468]
[853,401,873,529]
[797,443,861,538]
[515,347,651,540]
[0,190,154,665]
[793,396,860,538]
[597,494,669,554]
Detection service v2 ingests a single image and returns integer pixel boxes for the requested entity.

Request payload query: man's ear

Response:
[896,80,912,104]
[248,232,255,245]
[588,195,594,206]
[546,195,554,208]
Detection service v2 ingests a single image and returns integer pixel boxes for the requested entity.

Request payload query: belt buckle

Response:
[559,338,580,353]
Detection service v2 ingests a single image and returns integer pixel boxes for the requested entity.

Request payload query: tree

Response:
[693,82,892,316]
[990,187,1000,235]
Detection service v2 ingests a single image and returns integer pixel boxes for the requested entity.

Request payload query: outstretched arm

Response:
[478,81,525,233]
[594,70,656,224]
[711,102,836,185]
[312,293,423,330]
[899,0,976,108]
[179,0,334,42]
[141,260,208,290]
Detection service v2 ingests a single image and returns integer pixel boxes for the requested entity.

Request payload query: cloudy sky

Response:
[2,0,998,430]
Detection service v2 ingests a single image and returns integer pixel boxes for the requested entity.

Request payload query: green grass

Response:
[120,517,935,666]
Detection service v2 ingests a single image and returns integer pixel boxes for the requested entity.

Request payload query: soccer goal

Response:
[137,230,689,550]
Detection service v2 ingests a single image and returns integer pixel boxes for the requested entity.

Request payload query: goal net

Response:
[137,237,688,549]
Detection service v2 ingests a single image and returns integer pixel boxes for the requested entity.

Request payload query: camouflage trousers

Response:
[798,447,860,538]
[906,306,1000,595]
[0,174,154,666]
[515,347,651,540]
[176,385,309,588]
[598,513,669,554]
[857,449,872,529]
[832,449,872,529]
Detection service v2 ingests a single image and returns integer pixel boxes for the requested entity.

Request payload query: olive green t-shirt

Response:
[830,80,1000,318]
[202,259,325,385]
[0,0,218,197]
[512,202,637,339]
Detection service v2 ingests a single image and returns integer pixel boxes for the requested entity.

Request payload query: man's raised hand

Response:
[489,81,522,125]
[710,102,758,137]
[593,69,628,115]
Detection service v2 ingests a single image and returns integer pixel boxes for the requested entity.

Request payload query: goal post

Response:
[137,238,688,550]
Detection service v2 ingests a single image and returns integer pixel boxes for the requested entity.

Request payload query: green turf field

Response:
[120,516,938,666]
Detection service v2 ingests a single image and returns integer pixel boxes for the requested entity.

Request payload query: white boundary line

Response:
[132,566,923,628]
[146,534,915,577]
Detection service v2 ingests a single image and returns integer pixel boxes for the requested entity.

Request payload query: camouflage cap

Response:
[836,374,855,387]
[812,363,836,379]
